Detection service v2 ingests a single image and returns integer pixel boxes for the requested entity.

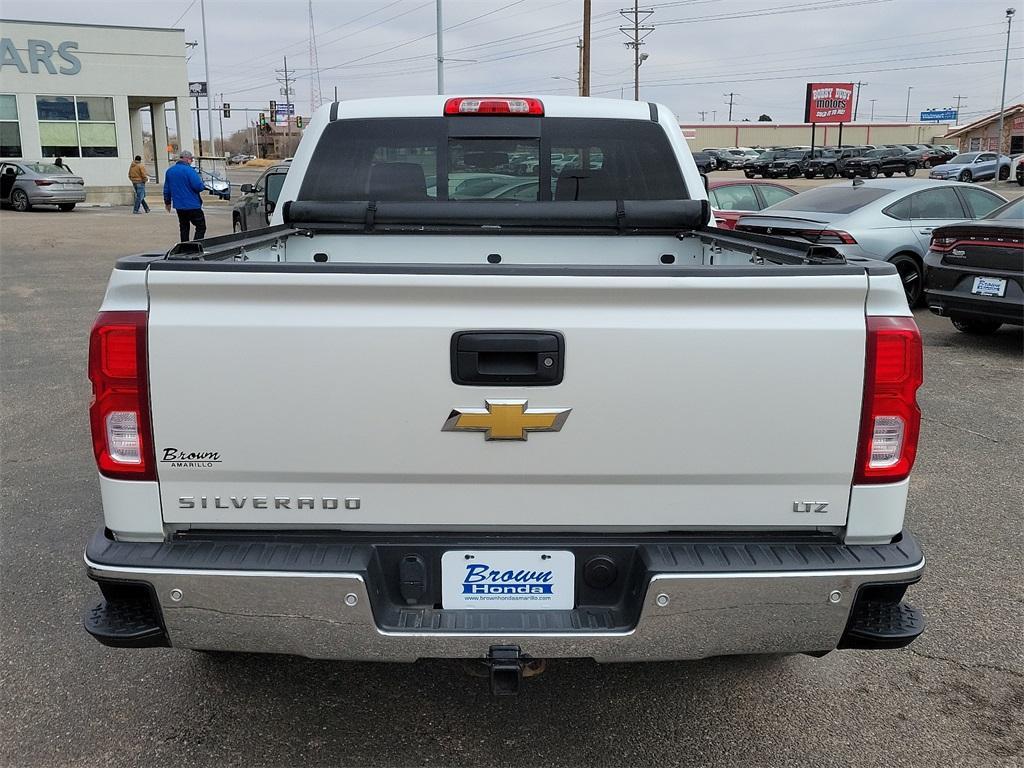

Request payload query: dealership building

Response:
[0,19,193,204]
[941,104,1024,154]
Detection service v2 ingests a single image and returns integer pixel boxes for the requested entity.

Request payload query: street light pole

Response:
[996,7,1016,158]
[904,86,913,123]
[200,0,214,161]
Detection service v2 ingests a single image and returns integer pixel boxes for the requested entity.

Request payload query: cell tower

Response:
[308,0,323,113]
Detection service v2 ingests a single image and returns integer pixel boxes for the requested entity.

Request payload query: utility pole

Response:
[200,0,214,161]
[996,8,1016,157]
[217,92,224,157]
[712,110,717,121]
[853,81,867,120]
[581,0,592,96]
[869,99,877,121]
[577,38,584,96]
[619,1,654,101]
[904,86,913,122]
[953,94,966,125]
[698,110,708,122]
[334,85,339,102]
[276,56,294,141]
[436,0,445,95]
[724,92,736,121]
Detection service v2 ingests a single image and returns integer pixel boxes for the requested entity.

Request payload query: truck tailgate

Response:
[147,266,868,530]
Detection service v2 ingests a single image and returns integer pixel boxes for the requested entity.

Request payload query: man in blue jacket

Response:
[163,150,207,241]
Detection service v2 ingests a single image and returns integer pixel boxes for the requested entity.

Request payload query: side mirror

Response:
[240,183,253,194]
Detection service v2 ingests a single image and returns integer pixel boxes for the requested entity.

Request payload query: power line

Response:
[168,0,196,28]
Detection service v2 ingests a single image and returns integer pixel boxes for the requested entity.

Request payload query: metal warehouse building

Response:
[679,122,953,150]
[0,19,193,204]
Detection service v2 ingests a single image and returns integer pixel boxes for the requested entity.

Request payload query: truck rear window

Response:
[298,117,687,202]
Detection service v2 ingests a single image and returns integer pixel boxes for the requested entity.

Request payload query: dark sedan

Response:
[924,196,1023,334]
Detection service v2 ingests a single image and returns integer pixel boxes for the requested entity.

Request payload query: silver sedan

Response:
[0,160,86,212]
[736,178,1007,306]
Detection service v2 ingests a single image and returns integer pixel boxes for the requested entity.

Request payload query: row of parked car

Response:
[694,144,1020,184]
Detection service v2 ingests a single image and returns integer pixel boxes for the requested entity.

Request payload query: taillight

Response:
[88,311,155,480]
[34,179,54,186]
[929,235,957,252]
[444,97,544,116]
[854,316,923,484]
[814,229,857,245]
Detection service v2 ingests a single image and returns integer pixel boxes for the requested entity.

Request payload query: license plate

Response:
[441,550,575,610]
[971,276,1007,297]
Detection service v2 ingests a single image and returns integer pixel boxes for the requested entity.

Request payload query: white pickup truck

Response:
[84,96,925,694]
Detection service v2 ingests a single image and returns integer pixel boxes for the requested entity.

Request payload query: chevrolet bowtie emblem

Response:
[443,399,571,441]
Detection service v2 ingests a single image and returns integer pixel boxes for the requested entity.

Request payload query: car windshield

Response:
[779,151,805,159]
[24,162,68,174]
[950,153,978,164]
[864,150,886,157]
[987,197,1023,220]
[756,152,775,160]
[765,185,893,214]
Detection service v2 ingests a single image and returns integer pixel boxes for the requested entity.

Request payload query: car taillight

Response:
[34,179,54,186]
[444,97,544,116]
[929,235,957,252]
[88,311,155,480]
[854,316,923,484]
[814,229,858,244]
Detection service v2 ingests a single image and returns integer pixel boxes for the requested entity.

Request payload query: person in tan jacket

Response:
[128,155,150,213]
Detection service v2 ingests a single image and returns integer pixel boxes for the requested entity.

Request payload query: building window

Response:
[0,95,21,158]
[36,95,117,158]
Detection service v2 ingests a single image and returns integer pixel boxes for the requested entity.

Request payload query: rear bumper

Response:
[84,529,925,662]
[29,188,86,203]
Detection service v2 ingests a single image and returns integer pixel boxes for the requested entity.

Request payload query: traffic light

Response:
[259,112,267,127]
[269,100,277,114]
[222,102,231,118]
[296,115,303,129]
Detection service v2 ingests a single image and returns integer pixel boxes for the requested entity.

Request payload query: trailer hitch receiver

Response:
[487,645,525,696]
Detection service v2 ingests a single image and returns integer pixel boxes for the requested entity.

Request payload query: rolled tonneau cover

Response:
[283,199,711,233]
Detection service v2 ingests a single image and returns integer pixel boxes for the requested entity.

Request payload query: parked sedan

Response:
[928,152,1012,183]
[0,160,86,211]
[924,196,1023,333]
[708,180,796,229]
[735,179,1006,306]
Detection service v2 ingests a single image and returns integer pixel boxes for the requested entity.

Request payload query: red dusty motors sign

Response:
[804,82,855,123]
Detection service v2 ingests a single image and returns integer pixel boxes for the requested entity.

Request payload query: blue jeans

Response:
[132,182,150,213]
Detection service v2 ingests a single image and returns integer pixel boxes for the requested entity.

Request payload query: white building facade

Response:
[0,19,193,204]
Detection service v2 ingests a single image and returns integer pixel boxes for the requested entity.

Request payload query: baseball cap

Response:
[179,150,194,159]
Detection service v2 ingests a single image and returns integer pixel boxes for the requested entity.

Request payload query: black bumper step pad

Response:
[84,595,169,648]
[840,599,924,650]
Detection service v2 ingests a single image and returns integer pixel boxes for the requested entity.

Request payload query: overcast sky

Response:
[5,0,1022,136]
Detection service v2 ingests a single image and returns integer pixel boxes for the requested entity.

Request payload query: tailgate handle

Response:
[452,331,564,386]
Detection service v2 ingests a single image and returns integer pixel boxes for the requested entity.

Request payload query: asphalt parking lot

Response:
[1,200,1022,767]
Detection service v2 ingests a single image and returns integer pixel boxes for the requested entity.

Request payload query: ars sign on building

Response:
[804,82,854,124]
